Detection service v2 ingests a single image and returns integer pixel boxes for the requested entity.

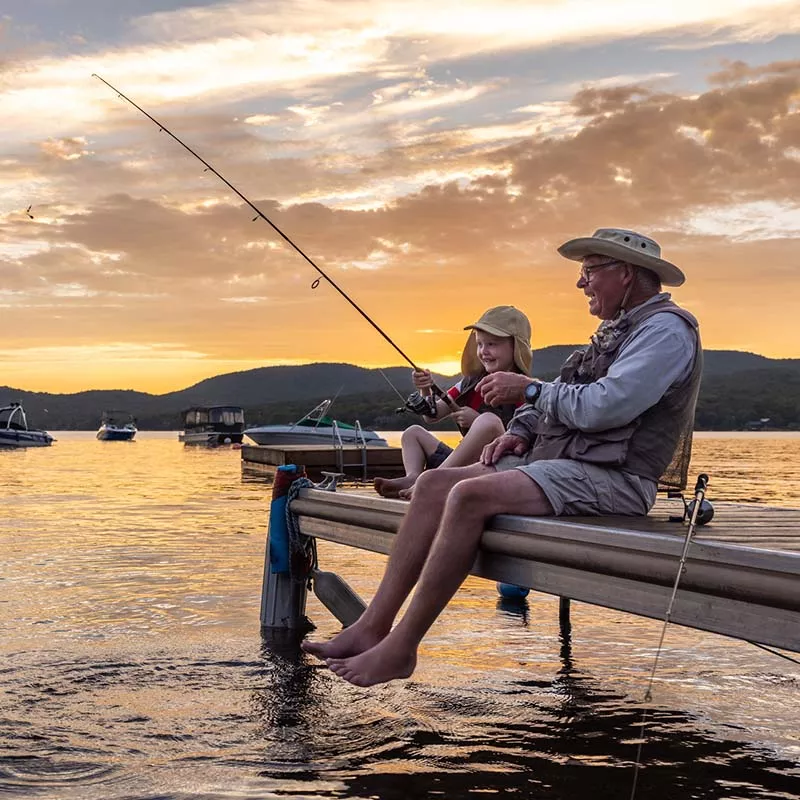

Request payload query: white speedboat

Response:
[244,400,388,447]
[179,405,245,445]
[0,403,54,448]
[97,410,137,441]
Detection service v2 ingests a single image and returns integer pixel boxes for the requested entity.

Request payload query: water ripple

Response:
[0,432,798,799]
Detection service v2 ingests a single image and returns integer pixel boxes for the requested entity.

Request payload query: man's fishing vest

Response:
[453,374,518,436]
[530,296,703,490]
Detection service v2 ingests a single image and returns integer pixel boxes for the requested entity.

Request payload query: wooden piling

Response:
[260,465,310,630]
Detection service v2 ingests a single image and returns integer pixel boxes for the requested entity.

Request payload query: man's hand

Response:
[481,433,529,465]
[450,407,479,429]
[476,372,532,406]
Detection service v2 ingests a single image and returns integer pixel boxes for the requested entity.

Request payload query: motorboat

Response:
[179,405,245,445]
[243,400,388,447]
[97,410,137,441]
[0,403,54,448]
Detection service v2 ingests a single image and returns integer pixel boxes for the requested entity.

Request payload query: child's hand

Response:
[450,407,479,428]
[412,369,433,391]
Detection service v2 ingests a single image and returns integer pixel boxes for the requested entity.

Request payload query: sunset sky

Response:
[1,0,799,393]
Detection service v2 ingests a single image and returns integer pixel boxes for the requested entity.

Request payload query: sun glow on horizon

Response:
[1,1,799,394]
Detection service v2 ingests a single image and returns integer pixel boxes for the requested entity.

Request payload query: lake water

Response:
[1,432,798,800]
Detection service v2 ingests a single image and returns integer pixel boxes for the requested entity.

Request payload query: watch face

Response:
[526,382,539,403]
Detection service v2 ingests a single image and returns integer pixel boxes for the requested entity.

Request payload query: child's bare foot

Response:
[374,475,416,498]
[301,618,387,660]
[397,484,416,501]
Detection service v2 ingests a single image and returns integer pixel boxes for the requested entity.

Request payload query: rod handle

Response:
[428,383,459,412]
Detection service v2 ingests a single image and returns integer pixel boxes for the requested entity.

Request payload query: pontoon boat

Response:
[179,405,245,445]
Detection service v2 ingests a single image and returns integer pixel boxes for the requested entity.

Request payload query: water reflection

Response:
[0,432,798,799]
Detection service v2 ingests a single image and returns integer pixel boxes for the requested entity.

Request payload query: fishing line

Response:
[747,641,800,665]
[93,74,459,411]
[378,368,410,403]
[629,473,709,800]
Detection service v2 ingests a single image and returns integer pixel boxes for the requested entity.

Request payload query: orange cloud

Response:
[2,56,799,391]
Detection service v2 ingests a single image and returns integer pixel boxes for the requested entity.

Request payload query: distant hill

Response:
[2,348,799,430]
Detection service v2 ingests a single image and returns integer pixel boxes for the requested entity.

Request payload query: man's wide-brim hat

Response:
[557,227,685,287]
[461,305,532,377]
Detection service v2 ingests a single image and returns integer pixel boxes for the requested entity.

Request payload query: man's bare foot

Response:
[326,636,417,687]
[301,619,386,660]
[374,475,417,498]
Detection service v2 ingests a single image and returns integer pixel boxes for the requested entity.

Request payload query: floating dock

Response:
[282,489,800,652]
[241,443,404,479]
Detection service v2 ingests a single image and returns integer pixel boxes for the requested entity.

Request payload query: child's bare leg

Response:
[398,414,503,499]
[375,425,440,498]
[438,413,504,469]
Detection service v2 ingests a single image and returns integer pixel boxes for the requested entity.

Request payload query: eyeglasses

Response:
[578,259,624,284]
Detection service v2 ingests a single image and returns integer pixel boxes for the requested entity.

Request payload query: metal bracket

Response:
[316,471,345,491]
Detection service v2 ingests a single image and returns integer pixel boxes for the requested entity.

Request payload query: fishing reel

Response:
[687,499,715,525]
[667,485,715,526]
[396,390,438,416]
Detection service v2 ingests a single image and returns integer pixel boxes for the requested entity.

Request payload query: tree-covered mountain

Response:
[2,348,799,431]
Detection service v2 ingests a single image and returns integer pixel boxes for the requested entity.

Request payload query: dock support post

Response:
[260,465,310,630]
[558,596,571,638]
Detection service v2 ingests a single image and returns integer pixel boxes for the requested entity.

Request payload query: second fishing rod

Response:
[93,74,460,415]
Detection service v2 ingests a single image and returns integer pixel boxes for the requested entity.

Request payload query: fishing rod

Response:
[629,473,709,800]
[92,73,460,414]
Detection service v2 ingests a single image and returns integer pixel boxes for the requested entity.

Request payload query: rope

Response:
[284,475,340,582]
[284,477,316,583]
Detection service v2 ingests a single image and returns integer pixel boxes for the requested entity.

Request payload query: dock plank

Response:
[289,489,800,652]
[241,443,405,476]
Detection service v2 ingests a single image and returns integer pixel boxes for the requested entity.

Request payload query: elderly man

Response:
[303,228,703,687]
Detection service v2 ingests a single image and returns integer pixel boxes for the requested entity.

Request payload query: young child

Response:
[375,305,532,499]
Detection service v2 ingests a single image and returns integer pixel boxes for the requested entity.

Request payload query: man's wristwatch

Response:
[523,380,543,405]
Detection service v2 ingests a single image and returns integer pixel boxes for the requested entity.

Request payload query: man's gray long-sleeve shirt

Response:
[509,294,697,442]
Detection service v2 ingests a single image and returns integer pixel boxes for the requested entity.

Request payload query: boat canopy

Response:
[182,406,245,427]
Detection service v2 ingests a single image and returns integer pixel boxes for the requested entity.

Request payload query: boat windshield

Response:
[295,415,356,430]
[102,411,135,426]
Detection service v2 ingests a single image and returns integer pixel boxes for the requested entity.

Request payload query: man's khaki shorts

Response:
[494,454,657,516]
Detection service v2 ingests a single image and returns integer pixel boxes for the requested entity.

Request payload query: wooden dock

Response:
[241,443,404,478]
[287,489,800,652]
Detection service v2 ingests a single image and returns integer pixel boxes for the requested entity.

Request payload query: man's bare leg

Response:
[303,461,492,659]
[374,426,441,498]
[397,414,504,500]
[327,470,553,686]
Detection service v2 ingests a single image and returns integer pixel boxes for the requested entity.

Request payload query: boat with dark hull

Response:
[97,411,137,441]
[0,403,54,448]
[179,405,245,445]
